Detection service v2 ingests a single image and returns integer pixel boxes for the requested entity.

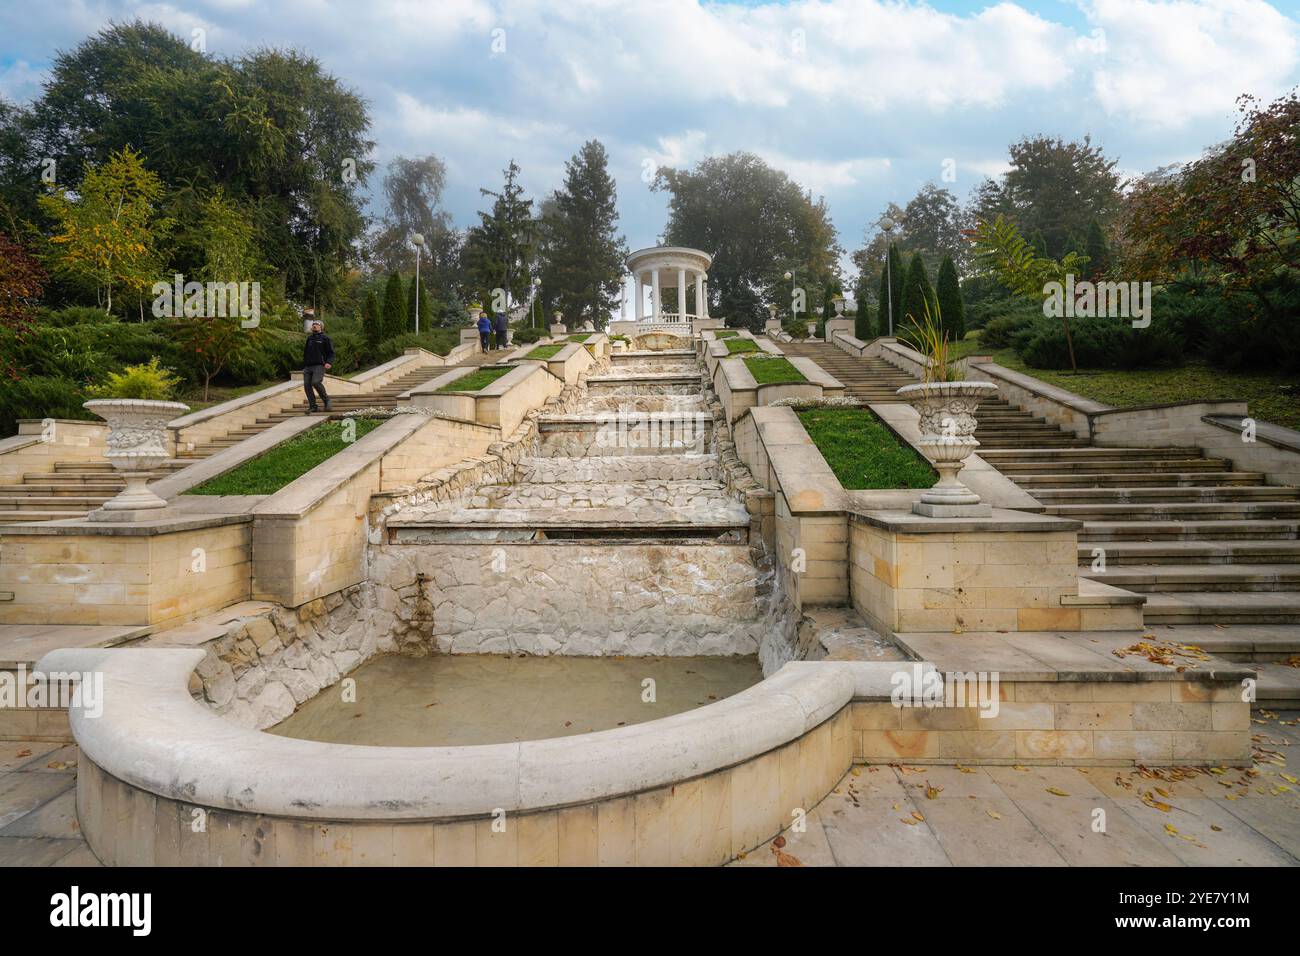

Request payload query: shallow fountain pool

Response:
[269,653,763,747]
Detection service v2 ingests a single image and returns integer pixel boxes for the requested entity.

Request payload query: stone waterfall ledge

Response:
[41,644,913,824]
[366,378,589,538]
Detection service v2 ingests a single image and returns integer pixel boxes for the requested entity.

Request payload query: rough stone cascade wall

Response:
[190,585,395,730]
[370,543,768,656]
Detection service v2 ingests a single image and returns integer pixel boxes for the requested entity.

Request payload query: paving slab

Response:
[0,741,59,772]
[0,770,74,828]
[0,787,80,838]
[0,624,149,667]
[729,807,838,867]
[0,836,84,866]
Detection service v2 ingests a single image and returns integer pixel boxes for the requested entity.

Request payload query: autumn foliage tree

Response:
[38,147,170,316]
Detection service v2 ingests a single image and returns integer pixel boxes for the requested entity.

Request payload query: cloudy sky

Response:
[3,0,1299,274]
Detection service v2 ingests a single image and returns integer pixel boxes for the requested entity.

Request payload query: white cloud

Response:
[1086,0,1300,126]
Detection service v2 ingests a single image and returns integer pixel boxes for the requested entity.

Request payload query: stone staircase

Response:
[777,342,916,403]
[778,342,1088,447]
[0,357,492,524]
[980,437,1300,710]
[777,339,1300,708]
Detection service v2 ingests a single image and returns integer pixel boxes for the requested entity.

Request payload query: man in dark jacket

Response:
[493,310,509,350]
[303,320,334,412]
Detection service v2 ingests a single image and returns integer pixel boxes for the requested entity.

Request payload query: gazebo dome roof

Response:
[625,246,712,279]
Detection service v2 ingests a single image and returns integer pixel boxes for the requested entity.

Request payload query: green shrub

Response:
[511,326,544,345]
[980,313,1035,350]
[782,321,809,340]
[1013,317,1184,370]
[86,358,183,400]
[0,375,91,436]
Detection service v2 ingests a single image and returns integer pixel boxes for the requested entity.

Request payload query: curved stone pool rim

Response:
[41,647,916,866]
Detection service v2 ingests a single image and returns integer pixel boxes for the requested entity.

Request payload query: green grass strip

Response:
[186,418,383,496]
[436,366,514,392]
[566,333,592,343]
[796,407,935,490]
[744,355,807,385]
[714,329,739,339]
[525,344,565,360]
[724,337,759,354]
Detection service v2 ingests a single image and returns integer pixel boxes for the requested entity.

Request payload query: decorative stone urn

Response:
[895,380,998,517]
[765,304,781,334]
[832,295,845,318]
[83,399,190,517]
[551,311,567,335]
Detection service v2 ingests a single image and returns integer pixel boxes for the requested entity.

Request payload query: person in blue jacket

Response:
[476,311,492,351]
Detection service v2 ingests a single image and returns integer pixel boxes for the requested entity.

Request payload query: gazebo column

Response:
[695,271,704,318]
[677,268,686,321]
[635,273,644,321]
[652,269,661,322]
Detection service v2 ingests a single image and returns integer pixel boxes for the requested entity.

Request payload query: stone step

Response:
[1008,471,1265,488]
[1084,563,1300,592]
[1080,519,1300,542]
[51,461,115,472]
[0,510,88,522]
[1254,663,1300,706]
[0,495,112,509]
[1146,624,1300,664]
[996,458,1229,474]
[1033,486,1299,503]
[979,446,1207,460]
[1141,590,1300,624]
[1078,539,1300,564]
[0,483,122,495]
[1050,501,1300,520]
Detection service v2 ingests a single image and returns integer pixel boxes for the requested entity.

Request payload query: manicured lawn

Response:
[525,344,565,360]
[797,407,935,490]
[436,366,514,392]
[566,333,592,343]
[977,343,1300,431]
[724,337,759,354]
[744,355,806,385]
[187,418,383,496]
[714,329,739,339]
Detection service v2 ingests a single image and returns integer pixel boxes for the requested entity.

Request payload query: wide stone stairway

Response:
[979,433,1300,708]
[782,339,1300,707]
[0,353,498,524]
[778,342,915,403]
[781,341,1087,446]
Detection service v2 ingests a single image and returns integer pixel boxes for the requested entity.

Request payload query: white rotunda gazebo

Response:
[623,246,713,331]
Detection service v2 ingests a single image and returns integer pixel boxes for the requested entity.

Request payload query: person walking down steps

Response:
[494,309,509,350]
[303,320,334,413]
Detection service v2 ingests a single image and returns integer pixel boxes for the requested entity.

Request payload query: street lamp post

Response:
[881,218,895,336]
[411,233,426,334]
[531,276,541,329]
[783,269,797,324]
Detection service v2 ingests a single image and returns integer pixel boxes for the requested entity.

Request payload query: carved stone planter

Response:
[83,399,189,517]
[895,380,998,517]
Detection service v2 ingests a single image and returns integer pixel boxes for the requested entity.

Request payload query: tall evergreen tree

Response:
[382,271,407,339]
[854,304,874,341]
[899,252,935,331]
[538,140,627,329]
[935,256,965,340]
[1084,218,1109,279]
[362,290,382,347]
[463,160,535,309]
[877,242,904,336]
